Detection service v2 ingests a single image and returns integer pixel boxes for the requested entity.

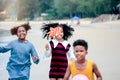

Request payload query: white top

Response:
[44,39,75,60]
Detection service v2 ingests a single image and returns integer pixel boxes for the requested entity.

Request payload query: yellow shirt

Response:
[70,60,94,80]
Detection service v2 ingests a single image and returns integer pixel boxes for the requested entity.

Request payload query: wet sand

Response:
[0,20,120,80]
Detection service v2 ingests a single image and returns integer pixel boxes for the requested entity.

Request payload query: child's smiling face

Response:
[17,26,27,41]
[74,45,87,61]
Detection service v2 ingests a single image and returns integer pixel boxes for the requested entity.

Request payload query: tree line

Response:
[0,0,120,20]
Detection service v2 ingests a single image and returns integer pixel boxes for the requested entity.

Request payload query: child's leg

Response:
[57,78,63,80]
[50,78,57,80]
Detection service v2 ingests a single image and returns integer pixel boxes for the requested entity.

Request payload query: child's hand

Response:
[45,44,49,50]
[32,56,38,62]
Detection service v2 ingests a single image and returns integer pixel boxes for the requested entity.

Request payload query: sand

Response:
[0,19,120,80]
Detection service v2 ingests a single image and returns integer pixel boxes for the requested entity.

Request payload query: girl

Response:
[63,39,102,80]
[41,23,75,80]
[0,23,40,80]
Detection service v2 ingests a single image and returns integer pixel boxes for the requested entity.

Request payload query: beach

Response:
[0,19,120,80]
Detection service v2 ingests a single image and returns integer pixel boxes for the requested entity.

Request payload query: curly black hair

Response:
[73,39,88,50]
[40,23,74,40]
[10,22,31,35]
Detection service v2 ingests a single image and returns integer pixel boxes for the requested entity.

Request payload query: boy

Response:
[63,39,102,80]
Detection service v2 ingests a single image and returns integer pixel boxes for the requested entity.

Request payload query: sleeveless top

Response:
[70,60,94,80]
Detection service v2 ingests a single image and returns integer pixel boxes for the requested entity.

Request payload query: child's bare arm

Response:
[63,65,71,80]
[45,44,49,50]
[93,62,102,80]
[44,43,51,57]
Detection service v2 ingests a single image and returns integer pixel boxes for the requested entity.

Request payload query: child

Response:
[0,23,40,80]
[63,39,102,80]
[41,23,75,80]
